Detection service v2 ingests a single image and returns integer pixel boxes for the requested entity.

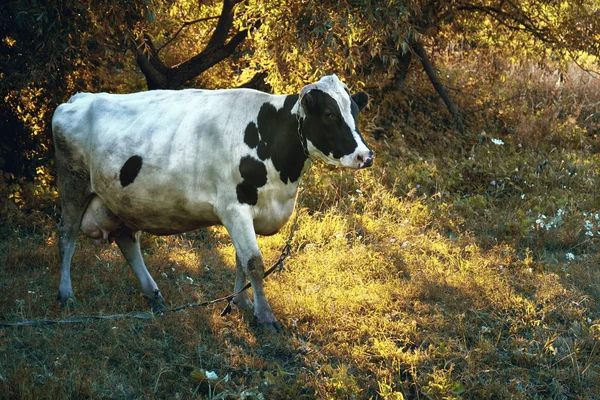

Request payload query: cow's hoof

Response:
[150,300,169,314]
[254,317,282,332]
[57,293,76,309]
[145,290,169,314]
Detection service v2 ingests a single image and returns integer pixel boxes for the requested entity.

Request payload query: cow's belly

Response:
[89,160,299,237]
[112,196,219,235]
[97,190,294,237]
[122,207,219,235]
[92,183,221,235]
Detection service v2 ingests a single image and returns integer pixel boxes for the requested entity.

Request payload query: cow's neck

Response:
[264,95,311,186]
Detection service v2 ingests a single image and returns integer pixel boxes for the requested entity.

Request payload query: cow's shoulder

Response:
[241,94,305,186]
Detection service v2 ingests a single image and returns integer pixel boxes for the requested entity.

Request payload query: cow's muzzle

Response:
[356,150,374,169]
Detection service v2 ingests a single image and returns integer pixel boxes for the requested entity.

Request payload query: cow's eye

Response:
[324,112,336,120]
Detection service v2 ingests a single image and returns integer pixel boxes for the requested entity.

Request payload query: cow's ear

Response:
[300,90,316,113]
[299,83,319,114]
[351,92,369,112]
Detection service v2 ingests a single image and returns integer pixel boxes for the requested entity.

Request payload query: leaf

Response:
[190,368,205,381]
[451,382,466,395]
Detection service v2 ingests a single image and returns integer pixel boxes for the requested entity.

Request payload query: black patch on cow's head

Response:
[300,89,358,159]
[236,155,268,205]
[119,155,143,187]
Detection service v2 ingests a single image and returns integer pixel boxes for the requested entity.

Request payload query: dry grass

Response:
[2,63,600,399]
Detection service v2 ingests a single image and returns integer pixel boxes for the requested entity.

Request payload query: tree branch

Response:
[170,28,249,88]
[135,33,169,89]
[157,15,221,53]
[134,0,250,89]
[204,0,240,52]
[455,4,552,43]
[411,38,464,131]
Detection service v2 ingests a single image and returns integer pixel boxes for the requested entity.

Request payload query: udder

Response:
[80,195,122,243]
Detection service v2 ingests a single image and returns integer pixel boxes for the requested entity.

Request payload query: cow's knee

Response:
[245,255,265,281]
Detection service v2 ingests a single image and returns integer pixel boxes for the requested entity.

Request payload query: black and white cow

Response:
[52,74,373,329]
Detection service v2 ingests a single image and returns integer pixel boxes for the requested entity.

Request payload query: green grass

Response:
[2,65,600,399]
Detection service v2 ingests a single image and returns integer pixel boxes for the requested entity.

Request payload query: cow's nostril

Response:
[357,154,364,162]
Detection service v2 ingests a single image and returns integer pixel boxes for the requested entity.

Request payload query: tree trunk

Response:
[135,0,248,90]
[394,50,412,85]
[410,38,464,131]
[136,34,169,90]
[238,72,272,92]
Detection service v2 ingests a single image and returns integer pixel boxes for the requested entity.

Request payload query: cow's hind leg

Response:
[115,231,168,313]
[57,213,83,307]
[56,167,91,307]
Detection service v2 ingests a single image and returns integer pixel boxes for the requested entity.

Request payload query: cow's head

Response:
[295,75,374,169]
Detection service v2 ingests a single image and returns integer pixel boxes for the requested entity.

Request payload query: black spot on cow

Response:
[256,95,307,183]
[119,155,143,187]
[241,95,306,185]
[244,122,259,148]
[239,156,268,187]
[236,155,268,205]
[257,141,269,160]
[237,183,258,205]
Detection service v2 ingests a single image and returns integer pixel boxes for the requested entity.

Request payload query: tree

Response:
[235,0,599,130]
[135,0,252,89]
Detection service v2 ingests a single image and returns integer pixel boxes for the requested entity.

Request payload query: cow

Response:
[52,74,374,329]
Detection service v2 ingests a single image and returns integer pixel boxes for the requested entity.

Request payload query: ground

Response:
[1,62,600,399]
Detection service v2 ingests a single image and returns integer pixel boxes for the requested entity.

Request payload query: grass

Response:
[1,62,600,399]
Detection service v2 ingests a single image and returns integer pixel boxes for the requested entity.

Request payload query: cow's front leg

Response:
[115,230,168,313]
[233,254,253,311]
[243,253,279,330]
[221,208,279,330]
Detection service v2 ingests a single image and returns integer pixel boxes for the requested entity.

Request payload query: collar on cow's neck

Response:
[293,97,315,163]
[295,113,313,161]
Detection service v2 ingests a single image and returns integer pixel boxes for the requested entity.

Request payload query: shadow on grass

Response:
[0,226,312,399]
